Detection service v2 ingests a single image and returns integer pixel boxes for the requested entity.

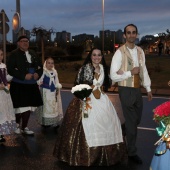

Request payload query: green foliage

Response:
[154,115,170,126]
[73,63,82,71]
[45,47,66,58]
[56,54,170,89]
[154,62,162,72]
[67,45,84,55]
[146,55,170,88]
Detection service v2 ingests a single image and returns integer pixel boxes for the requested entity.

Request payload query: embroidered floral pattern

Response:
[76,63,94,85]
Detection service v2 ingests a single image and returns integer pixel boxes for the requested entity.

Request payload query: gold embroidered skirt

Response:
[53,98,127,166]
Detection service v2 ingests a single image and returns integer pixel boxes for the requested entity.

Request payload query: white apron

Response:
[82,64,123,147]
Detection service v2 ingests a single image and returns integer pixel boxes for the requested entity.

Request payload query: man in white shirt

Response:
[110,24,152,164]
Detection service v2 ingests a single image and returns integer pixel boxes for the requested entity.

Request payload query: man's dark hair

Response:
[124,24,138,34]
[17,35,29,42]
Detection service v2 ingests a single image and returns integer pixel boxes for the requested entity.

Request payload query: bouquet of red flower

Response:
[153,101,170,148]
[153,101,170,126]
[150,101,170,170]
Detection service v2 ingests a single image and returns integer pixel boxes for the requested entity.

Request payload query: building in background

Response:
[99,29,124,44]
[72,33,94,44]
[99,30,115,39]
[36,31,51,43]
[116,29,124,43]
[54,31,71,43]
[13,27,30,43]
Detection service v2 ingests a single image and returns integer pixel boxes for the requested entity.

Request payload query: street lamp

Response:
[102,0,104,54]
[12,12,20,34]
[0,9,9,64]
[113,31,115,53]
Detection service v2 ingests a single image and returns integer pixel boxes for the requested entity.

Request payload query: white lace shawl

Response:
[37,60,62,88]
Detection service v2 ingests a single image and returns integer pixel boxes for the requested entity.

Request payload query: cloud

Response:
[1,0,170,41]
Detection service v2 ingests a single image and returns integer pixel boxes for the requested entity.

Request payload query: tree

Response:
[31,26,55,63]
[166,29,170,34]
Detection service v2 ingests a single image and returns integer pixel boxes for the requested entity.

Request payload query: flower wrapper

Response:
[0,82,9,94]
[3,87,9,93]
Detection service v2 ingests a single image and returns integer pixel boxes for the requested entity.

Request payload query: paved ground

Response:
[0,89,169,170]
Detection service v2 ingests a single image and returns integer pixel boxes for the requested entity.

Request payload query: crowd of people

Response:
[0,35,63,139]
[0,23,169,169]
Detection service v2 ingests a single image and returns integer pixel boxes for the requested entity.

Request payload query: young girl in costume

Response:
[0,48,16,143]
[36,57,63,127]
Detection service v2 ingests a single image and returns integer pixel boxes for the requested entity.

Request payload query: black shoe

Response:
[53,125,60,129]
[0,135,6,143]
[128,155,143,164]
[41,125,51,128]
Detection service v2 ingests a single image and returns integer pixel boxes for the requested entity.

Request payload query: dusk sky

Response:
[1,0,170,41]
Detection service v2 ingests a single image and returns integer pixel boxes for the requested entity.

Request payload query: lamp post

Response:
[0,10,9,64]
[113,31,115,53]
[102,0,104,54]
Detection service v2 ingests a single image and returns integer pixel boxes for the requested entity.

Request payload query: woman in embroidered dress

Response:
[53,48,127,166]
[0,48,16,143]
[35,57,63,127]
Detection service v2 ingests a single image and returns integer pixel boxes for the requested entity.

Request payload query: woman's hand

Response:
[0,83,5,90]
[25,73,33,80]
[33,73,39,80]
[117,69,124,75]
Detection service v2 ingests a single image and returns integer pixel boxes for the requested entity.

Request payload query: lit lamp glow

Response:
[12,12,20,33]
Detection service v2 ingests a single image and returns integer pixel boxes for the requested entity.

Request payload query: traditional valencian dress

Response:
[150,141,170,170]
[150,122,170,170]
[0,63,16,135]
[150,101,170,170]
[53,63,127,166]
[35,62,63,126]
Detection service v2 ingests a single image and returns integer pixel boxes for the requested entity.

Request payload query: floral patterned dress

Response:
[0,63,16,135]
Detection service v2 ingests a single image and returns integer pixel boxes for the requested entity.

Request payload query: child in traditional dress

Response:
[35,57,63,127]
[0,48,16,143]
